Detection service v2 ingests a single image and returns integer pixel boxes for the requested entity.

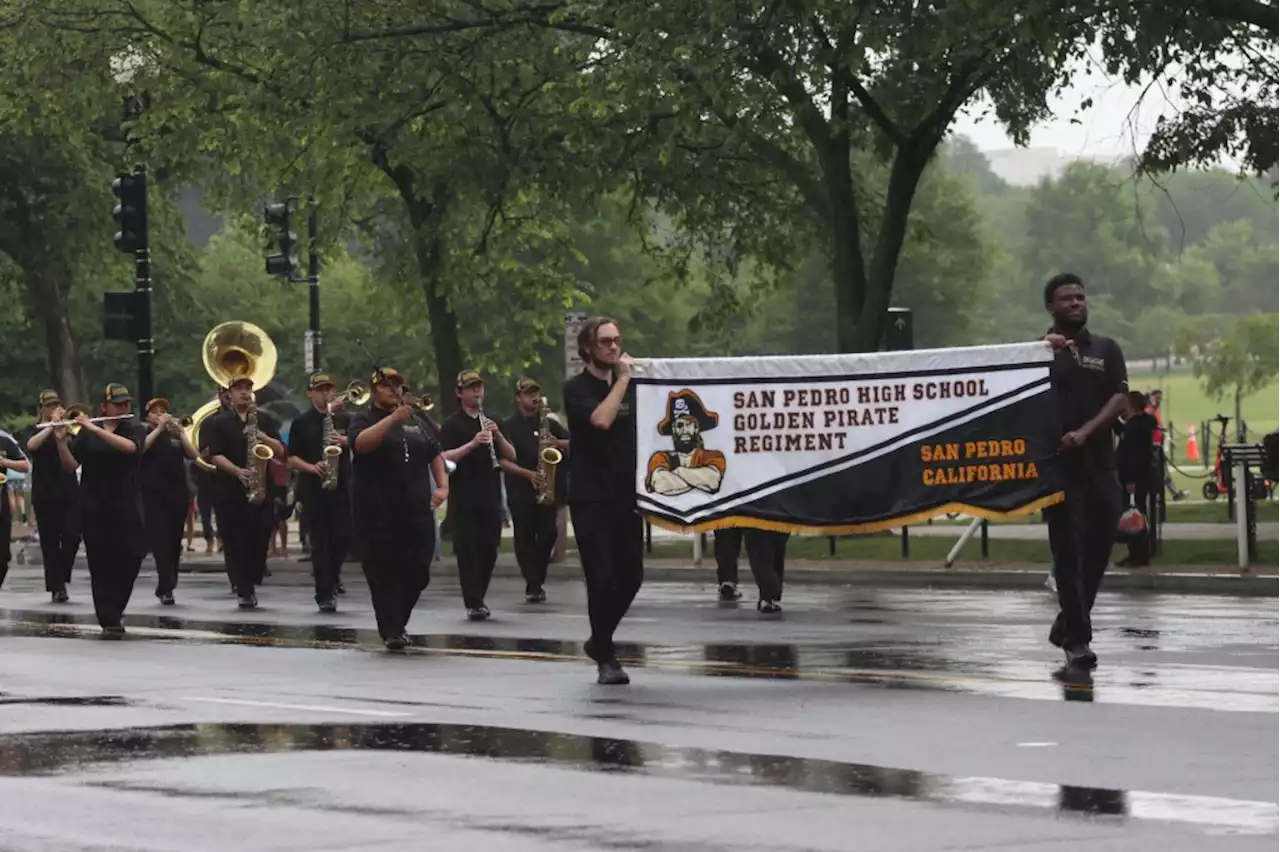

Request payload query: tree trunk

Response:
[828,156,867,353]
[849,147,931,352]
[23,269,85,403]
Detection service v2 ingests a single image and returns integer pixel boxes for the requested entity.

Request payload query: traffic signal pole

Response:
[108,164,153,402]
[134,172,154,404]
[307,208,322,371]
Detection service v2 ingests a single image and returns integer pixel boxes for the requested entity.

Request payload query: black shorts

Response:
[274,499,294,524]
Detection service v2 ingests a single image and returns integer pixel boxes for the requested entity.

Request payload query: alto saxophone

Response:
[320,402,342,491]
[244,404,274,505]
[534,397,563,506]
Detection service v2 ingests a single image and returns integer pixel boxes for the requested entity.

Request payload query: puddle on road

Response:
[0,721,1270,836]
[0,694,132,707]
[0,609,1272,713]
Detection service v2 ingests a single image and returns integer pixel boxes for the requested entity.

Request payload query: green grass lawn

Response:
[1131,369,1278,463]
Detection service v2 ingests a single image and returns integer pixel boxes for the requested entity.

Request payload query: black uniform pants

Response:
[510,502,557,593]
[360,516,434,640]
[744,529,790,601]
[197,491,217,541]
[82,514,144,628]
[1047,468,1122,650]
[571,502,644,662]
[144,495,188,596]
[33,495,80,592]
[304,492,351,602]
[216,498,266,596]
[452,504,502,609]
[0,501,10,588]
[713,528,743,585]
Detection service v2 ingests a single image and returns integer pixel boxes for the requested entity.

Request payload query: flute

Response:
[35,414,133,429]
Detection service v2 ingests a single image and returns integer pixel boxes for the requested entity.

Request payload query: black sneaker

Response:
[596,661,630,685]
[757,599,782,615]
[1064,644,1098,669]
[158,593,176,606]
[718,582,742,601]
[318,598,337,614]
[384,635,407,652]
[466,605,491,621]
[525,589,546,604]
[237,594,258,610]
[336,581,346,595]
[100,624,126,639]
[52,590,69,604]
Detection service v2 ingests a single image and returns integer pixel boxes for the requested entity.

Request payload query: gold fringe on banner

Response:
[643,491,1065,536]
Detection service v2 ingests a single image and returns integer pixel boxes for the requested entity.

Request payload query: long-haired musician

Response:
[24,390,81,602]
[287,372,353,613]
[58,383,147,636]
[349,368,448,651]
[141,398,200,605]
[563,317,642,685]
[199,376,285,610]
[0,424,30,590]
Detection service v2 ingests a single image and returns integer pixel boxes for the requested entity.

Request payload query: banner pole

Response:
[944,518,983,567]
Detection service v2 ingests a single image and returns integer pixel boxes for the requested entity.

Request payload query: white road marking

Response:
[1015,742,1059,748]
[179,696,412,717]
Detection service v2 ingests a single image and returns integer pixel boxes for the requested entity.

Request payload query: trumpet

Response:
[334,380,371,407]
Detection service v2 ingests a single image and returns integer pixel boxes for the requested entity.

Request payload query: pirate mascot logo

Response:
[645,389,726,497]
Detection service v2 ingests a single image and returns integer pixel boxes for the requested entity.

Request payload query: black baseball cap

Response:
[38,389,61,406]
[515,377,540,393]
[456,369,484,388]
[308,372,335,390]
[104,383,133,404]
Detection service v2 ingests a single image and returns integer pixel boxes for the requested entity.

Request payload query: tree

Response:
[43,0,603,413]
[1178,313,1279,433]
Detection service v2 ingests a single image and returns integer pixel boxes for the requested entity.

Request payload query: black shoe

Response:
[237,594,258,610]
[757,599,782,615]
[718,582,742,601]
[317,597,337,614]
[384,635,407,652]
[336,582,346,595]
[1064,644,1098,669]
[100,624,126,639]
[52,590,68,604]
[596,661,630,685]
[158,593,176,606]
[466,605,491,621]
[525,589,546,604]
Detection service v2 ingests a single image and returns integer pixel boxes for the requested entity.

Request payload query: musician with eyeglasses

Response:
[200,376,286,610]
[24,390,81,602]
[440,369,517,621]
[141,398,200,606]
[349,368,449,651]
[287,372,353,614]
[57,383,148,637]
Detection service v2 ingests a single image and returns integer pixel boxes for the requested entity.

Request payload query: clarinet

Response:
[477,404,501,469]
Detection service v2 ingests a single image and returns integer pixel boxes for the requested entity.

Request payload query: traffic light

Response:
[264,200,298,277]
[884,307,913,351]
[112,169,147,254]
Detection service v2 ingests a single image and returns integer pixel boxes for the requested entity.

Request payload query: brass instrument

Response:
[336,380,371,407]
[244,403,273,505]
[199,321,278,493]
[476,403,500,469]
[534,396,562,506]
[185,399,223,471]
[320,401,342,492]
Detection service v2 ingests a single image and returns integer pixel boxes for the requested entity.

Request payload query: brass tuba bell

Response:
[202,320,278,391]
[185,398,224,471]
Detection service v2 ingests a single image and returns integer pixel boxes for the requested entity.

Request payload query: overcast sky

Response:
[951,71,1233,168]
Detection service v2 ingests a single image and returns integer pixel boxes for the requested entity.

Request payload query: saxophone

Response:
[244,404,274,505]
[320,402,342,491]
[534,397,563,506]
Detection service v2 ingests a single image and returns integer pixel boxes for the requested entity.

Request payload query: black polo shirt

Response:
[288,406,352,504]
[1048,327,1128,469]
[1116,412,1158,488]
[27,436,78,504]
[439,409,504,509]
[563,369,635,506]
[501,410,569,506]
[71,422,146,522]
[140,427,189,505]
[199,408,282,502]
[348,405,440,520]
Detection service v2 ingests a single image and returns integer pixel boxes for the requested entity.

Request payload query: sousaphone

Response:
[189,321,279,470]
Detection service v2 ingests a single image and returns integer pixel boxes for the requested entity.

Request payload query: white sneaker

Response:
[1044,573,1057,593]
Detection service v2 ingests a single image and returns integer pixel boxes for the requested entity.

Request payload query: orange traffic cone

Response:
[1186,424,1199,463]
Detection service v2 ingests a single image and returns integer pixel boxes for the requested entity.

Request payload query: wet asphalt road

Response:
[0,563,1275,851]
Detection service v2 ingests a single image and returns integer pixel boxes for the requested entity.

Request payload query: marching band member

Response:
[141,398,200,605]
[0,426,30,589]
[59,383,147,636]
[440,369,516,621]
[287,372,352,613]
[350,368,448,651]
[25,390,81,602]
[564,317,643,685]
[200,376,286,610]
[499,378,569,604]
